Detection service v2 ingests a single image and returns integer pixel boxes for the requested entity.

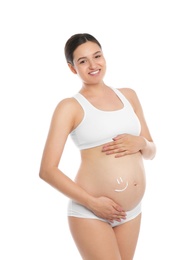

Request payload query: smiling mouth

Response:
[89,70,100,75]
[114,181,129,192]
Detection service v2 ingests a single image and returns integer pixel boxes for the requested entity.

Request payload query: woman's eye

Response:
[95,55,101,59]
[80,60,86,64]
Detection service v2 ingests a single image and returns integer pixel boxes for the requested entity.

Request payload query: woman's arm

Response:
[39,98,126,221]
[102,88,156,160]
[39,98,91,204]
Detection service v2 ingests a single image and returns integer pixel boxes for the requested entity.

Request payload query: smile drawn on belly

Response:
[114,177,129,192]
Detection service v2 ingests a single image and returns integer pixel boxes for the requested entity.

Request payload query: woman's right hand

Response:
[87,196,126,223]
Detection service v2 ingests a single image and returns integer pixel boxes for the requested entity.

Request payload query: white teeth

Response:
[90,70,99,75]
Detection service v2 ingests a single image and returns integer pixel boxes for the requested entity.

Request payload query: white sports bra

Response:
[70,87,141,150]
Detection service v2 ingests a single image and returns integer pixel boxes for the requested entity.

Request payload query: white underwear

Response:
[67,199,142,228]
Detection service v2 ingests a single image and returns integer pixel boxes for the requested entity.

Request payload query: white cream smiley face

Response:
[114,177,128,192]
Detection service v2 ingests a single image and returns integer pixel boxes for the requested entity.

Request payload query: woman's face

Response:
[69,41,106,85]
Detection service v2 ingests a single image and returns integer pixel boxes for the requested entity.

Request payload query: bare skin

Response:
[77,147,146,212]
[69,214,141,260]
[39,41,156,259]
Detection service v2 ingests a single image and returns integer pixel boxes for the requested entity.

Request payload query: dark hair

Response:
[64,33,102,65]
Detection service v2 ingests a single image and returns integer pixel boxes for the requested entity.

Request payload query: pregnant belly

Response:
[76,152,146,211]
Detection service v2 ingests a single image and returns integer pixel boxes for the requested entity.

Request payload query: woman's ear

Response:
[68,63,77,74]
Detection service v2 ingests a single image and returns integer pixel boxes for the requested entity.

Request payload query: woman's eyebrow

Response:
[77,51,102,62]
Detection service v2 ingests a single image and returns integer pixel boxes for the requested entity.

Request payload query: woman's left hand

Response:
[102,134,145,158]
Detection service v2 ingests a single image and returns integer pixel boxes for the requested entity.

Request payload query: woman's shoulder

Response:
[117,87,137,97]
[50,96,83,131]
[52,96,82,119]
[117,87,140,111]
[117,87,138,102]
[56,96,80,110]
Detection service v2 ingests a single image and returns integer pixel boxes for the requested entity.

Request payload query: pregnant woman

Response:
[39,33,156,260]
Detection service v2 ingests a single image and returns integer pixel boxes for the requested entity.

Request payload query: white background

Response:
[1,0,193,259]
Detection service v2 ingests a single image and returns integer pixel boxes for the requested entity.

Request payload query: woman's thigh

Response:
[114,213,142,260]
[68,217,122,260]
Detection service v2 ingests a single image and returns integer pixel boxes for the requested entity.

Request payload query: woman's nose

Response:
[88,59,97,69]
